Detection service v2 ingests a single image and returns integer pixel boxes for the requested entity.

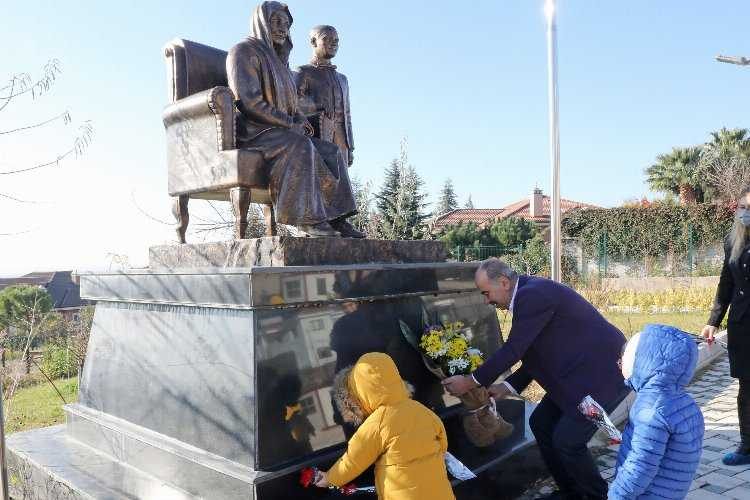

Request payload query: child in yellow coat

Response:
[314,352,455,500]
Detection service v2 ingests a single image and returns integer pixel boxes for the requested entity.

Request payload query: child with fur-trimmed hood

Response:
[314,352,455,500]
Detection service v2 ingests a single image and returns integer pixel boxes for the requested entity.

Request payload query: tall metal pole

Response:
[545,0,562,282]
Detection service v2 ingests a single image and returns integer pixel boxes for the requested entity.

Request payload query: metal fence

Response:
[451,245,523,262]
[574,231,723,280]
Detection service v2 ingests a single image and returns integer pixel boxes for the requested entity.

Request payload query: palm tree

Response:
[646,146,704,205]
[706,127,750,156]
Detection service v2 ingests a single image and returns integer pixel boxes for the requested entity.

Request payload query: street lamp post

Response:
[545,0,562,282]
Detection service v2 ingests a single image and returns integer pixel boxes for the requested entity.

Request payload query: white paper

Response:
[445,452,477,481]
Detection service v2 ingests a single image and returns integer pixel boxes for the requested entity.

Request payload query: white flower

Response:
[467,348,482,357]
[447,357,470,375]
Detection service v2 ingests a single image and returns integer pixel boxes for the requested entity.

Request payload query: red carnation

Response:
[300,467,316,488]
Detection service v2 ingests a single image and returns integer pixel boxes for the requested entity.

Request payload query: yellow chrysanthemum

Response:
[446,337,468,359]
[420,332,445,359]
[469,354,483,371]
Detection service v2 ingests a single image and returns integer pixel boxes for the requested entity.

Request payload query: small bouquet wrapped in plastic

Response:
[400,319,513,447]
[578,395,621,444]
[299,467,375,495]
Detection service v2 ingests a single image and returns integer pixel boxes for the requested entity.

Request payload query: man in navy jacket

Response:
[444,258,629,500]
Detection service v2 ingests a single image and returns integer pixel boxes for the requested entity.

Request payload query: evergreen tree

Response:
[374,159,400,220]
[485,217,537,248]
[374,139,429,239]
[464,195,474,209]
[350,176,373,235]
[438,222,483,249]
[436,179,458,215]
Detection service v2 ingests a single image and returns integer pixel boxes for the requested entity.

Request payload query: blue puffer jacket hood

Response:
[622,324,698,394]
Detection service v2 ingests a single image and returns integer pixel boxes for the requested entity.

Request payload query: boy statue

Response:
[227,5,362,238]
[296,25,355,167]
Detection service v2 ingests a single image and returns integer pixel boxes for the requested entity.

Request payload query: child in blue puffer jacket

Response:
[609,324,704,500]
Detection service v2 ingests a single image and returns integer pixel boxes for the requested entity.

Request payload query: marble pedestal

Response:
[7,243,534,499]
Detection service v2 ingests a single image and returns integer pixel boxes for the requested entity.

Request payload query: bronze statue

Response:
[226,2,363,238]
[296,25,354,167]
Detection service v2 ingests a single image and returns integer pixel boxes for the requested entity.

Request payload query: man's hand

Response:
[488,383,512,400]
[702,325,718,344]
[442,375,478,397]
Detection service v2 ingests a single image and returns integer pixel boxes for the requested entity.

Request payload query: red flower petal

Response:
[300,467,315,487]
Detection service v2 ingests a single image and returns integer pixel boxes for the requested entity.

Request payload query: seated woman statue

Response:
[227,1,362,238]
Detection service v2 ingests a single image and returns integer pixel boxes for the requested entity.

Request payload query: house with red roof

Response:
[430,188,598,234]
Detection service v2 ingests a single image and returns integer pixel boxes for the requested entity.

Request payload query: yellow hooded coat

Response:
[327,352,455,500]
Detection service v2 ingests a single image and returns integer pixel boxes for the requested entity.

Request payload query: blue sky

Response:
[1,1,749,274]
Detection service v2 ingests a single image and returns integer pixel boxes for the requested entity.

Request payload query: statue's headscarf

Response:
[251,1,294,66]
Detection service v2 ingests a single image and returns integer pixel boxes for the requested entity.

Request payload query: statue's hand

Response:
[292,115,314,137]
[303,120,314,137]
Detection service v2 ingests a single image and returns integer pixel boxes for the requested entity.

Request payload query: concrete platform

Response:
[7,425,192,500]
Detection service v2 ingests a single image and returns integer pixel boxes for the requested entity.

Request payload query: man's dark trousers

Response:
[529,385,631,500]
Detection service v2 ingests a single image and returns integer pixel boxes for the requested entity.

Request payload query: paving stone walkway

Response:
[517,352,750,499]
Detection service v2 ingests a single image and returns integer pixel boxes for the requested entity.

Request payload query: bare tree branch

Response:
[702,148,750,204]
[0,229,34,237]
[0,59,62,112]
[0,192,42,204]
[0,121,93,176]
[130,190,173,225]
[0,110,70,136]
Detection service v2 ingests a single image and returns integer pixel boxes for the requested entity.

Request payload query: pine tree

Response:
[374,139,429,239]
[350,176,373,235]
[464,195,474,209]
[436,179,458,216]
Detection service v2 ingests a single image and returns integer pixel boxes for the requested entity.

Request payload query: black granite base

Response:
[6,262,536,499]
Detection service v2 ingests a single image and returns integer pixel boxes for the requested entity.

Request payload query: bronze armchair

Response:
[162,38,277,242]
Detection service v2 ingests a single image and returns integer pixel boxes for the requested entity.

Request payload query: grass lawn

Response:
[4,377,78,434]
[505,309,712,403]
[601,310,710,339]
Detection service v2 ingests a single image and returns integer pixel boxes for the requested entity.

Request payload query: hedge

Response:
[562,204,733,258]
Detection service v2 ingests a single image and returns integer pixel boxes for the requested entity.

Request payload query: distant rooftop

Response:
[432,189,598,233]
[0,271,90,310]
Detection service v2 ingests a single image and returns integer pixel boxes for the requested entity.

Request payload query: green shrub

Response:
[41,344,77,380]
[563,204,732,259]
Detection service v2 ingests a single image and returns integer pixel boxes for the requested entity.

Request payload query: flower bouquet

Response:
[400,319,513,447]
[578,395,622,445]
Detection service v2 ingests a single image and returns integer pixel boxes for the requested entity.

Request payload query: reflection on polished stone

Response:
[7,263,535,499]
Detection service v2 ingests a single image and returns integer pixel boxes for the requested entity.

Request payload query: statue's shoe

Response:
[330,219,365,238]
[298,222,341,237]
